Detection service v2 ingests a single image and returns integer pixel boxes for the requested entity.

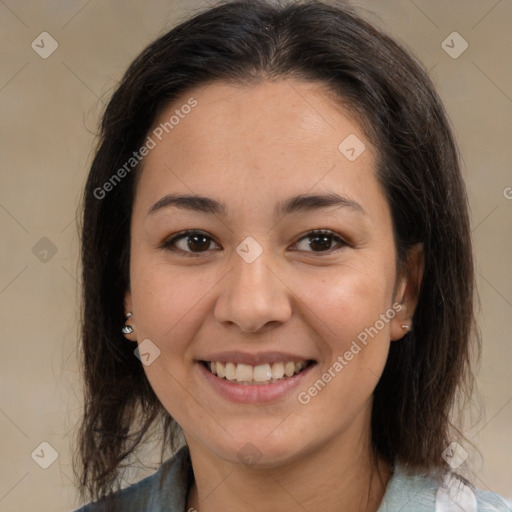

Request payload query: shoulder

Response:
[73,444,193,512]
[436,472,511,512]
[379,464,511,512]
[474,488,512,511]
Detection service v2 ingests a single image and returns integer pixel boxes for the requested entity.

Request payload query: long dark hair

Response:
[74,0,479,502]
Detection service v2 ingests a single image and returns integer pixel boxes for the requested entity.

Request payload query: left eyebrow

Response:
[147,192,365,217]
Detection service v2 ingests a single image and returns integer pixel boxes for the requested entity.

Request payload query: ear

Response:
[123,290,137,342]
[390,243,424,341]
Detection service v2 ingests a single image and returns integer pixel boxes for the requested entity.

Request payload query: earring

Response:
[122,312,134,335]
[401,324,412,332]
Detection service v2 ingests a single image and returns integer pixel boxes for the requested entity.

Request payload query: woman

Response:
[73,0,510,510]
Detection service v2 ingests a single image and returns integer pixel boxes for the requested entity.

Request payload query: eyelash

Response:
[160,229,348,257]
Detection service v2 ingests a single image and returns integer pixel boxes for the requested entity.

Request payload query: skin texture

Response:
[123,79,424,512]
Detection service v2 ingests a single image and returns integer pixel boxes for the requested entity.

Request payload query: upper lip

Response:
[199,351,316,366]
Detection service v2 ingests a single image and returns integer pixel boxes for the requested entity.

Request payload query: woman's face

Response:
[124,79,417,466]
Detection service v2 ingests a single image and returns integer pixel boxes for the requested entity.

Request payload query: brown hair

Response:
[74,0,479,502]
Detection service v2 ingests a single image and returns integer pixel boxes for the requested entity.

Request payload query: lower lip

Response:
[197,362,316,404]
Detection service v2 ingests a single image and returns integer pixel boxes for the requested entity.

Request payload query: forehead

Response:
[138,79,379,195]
[157,79,363,147]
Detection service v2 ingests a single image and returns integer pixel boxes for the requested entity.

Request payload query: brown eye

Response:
[162,231,220,255]
[294,230,347,254]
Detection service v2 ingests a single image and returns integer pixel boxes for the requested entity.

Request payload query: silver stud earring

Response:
[122,312,134,334]
[401,324,412,331]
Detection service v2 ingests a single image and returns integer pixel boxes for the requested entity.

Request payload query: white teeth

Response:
[216,361,226,378]
[271,362,285,379]
[205,360,310,384]
[235,363,253,382]
[253,364,272,382]
[284,362,295,377]
[225,362,236,380]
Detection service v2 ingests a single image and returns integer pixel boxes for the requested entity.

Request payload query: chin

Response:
[203,429,308,468]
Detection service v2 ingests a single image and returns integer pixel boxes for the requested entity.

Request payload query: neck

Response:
[185,407,392,512]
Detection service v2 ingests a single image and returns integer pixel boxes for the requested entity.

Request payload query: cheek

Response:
[130,256,212,344]
[289,263,395,406]
[130,260,210,422]
[294,271,394,422]
[292,261,394,337]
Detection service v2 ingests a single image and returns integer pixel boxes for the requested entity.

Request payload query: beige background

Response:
[0,1,511,511]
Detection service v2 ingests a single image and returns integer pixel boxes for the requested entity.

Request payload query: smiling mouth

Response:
[201,360,316,385]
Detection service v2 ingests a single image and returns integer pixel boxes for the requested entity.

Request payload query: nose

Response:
[214,247,292,333]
